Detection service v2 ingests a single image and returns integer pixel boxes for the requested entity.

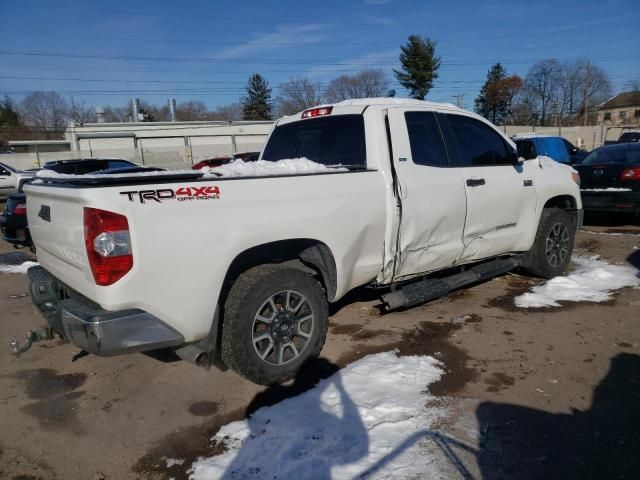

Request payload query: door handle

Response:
[466,178,485,187]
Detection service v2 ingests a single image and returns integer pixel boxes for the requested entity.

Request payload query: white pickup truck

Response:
[17,98,582,385]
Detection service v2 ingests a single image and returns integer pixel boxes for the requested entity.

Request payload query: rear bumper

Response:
[27,266,184,356]
[580,190,640,214]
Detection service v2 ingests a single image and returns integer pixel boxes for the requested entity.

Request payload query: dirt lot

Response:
[0,219,638,480]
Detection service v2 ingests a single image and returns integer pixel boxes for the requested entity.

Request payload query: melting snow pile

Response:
[189,352,449,480]
[202,158,347,178]
[0,261,39,274]
[515,256,639,308]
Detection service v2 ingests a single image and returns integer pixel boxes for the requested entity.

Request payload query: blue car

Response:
[513,135,588,165]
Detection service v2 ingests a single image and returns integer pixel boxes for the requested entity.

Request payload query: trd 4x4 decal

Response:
[120,186,220,204]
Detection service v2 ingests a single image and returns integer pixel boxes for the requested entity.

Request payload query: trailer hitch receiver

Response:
[9,327,56,356]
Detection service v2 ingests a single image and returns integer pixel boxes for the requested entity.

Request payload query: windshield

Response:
[0,162,18,173]
[262,115,366,167]
[580,144,640,165]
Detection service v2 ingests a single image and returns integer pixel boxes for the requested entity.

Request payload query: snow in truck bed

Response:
[33,158,347,183]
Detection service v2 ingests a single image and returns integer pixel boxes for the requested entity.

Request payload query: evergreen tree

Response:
[0,95,20,151]
[242,74,273,120]
[0,95,19,127]
[475,63,522,124]
[393,35,441,100]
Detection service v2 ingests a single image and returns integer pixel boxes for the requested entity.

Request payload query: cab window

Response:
[444,115,511,167]
[405,111,449,167]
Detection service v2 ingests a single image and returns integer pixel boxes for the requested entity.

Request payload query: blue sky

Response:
[0,0,638,111]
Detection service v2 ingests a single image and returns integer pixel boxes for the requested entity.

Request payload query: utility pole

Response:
[453,94,464,108]
[583,62,590,127]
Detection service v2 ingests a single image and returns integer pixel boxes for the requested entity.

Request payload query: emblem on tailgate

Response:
[38,205,51,222]
[120,186,221,204]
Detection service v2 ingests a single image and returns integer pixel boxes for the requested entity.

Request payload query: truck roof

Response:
[277,97,465,125]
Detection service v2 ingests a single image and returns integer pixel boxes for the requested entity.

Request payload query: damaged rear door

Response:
[386,108,466,280]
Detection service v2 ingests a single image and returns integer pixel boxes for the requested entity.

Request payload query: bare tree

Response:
[522,59,563,126]
[176,101,209,121]
[67,97,96,124]
[522,59,612,126]
[19,91,68,138]
[581,63,612,124]
[275,77,325,116]
[208,102,243,121]
[627,80,640,93]
[103,105,131,122]
[325,69,390,103]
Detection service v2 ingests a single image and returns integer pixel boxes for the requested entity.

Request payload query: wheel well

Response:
[543,195,577,210]
[220,239,337,308]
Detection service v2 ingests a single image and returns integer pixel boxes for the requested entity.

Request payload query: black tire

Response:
[524,208,575,279]
[221,265,329,385]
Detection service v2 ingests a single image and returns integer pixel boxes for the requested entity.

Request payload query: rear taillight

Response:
[13,203,27,215]
[620,168,640,180]
[301,106,333,118]
[83,207,132,286]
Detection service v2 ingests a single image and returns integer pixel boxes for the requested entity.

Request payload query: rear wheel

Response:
[221,265,328,385]
[524,208,575,279]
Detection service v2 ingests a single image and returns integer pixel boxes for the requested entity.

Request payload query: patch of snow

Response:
[581,188,632,192]
[0,261,39,274]
[32,159,345,182]
[201,158,347,178]
[165,458,185,468]
[515,256,639,308]
[581,230,640,237]
[189,352,450,480]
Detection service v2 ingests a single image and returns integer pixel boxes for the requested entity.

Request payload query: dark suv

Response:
[1,158,159,249]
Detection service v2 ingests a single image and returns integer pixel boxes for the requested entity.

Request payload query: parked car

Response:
[513,134,588,165]
[574,142,640,215]
[603,126,640,145]
[192,151,260,170]
[618,131,640,143]
[18,99,581,385]
[0,162,35,199]
[1,159,162,250]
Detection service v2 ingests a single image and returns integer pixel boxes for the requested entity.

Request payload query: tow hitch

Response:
[9,326,57,356]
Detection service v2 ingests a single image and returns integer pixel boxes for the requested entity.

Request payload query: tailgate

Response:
[24,183,95,297]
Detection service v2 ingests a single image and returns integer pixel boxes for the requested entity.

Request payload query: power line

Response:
[1,27,637,49]
[0,50,636,67]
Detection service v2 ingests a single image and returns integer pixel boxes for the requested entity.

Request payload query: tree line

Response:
[0,34,624,150]
[476,59,613,127]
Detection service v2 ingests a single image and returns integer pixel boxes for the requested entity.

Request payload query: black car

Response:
[574,143,640,215]
[1,159,162,249]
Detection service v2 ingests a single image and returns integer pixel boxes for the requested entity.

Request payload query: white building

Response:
[7,120,274,170]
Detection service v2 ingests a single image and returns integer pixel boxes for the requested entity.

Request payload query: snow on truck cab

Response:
[14,98,582,385]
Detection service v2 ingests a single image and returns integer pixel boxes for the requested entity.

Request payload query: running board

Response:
[381,256,522,311]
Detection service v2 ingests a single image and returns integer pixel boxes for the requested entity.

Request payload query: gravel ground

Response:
[0,217,638,480]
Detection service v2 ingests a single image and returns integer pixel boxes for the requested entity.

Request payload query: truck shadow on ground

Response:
[475,352,640,479]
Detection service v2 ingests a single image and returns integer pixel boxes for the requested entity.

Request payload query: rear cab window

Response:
[404,111,449,167]
[262,115,366,168]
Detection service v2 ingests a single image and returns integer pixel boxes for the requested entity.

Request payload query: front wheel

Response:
[221,265,329,385]
[523,208,575,279]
